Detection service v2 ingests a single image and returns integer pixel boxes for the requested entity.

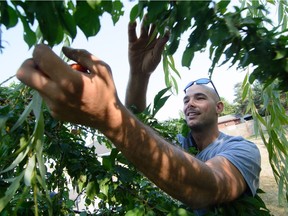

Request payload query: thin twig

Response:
[0,75,16,86]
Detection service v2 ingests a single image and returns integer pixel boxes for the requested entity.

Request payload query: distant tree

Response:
[233,82,246,115]
[234,80,264,116]
[220,97,236,116]
[234,80,287,116]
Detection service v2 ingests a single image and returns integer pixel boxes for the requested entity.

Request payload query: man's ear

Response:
[216,101,224,114]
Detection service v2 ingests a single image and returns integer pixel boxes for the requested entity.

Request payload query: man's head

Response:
[183,79,223,131]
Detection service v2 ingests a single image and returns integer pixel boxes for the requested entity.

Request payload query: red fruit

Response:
[70,63,88,73]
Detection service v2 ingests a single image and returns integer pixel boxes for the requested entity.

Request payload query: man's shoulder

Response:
[218,132,256,147]
[204,132,260,159]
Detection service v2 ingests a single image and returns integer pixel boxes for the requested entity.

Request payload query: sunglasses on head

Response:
[184,78,220,99]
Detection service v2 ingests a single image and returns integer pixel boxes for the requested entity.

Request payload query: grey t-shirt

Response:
[177,131,261,196]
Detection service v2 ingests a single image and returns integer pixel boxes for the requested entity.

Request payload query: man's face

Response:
[183,85,221,131]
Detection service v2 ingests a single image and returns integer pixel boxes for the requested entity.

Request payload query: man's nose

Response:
[189,98,198,106]
[184,98,196,109]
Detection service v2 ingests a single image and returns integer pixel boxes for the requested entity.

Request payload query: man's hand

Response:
[128,19,169,77]
[16,44,123,132]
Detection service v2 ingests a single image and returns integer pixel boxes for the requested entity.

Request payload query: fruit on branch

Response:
[70,63,88,73]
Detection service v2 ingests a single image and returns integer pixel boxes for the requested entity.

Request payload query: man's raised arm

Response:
[125,19,169,112]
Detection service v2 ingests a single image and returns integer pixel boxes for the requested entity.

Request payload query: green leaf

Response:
[86,181,99,200]
[168,55,181,78]
[24,154,36,186]
[153,95,170,117]
[0,171,24,212]
[77,175,87,192]
[209,23,229,46]
[242,82,249,101]
[98,177,109,197]
[0,138,30,174]
[19,14,36,49]
[282,14,287,31]
[10,92,35,132]
[33,1,64,45]
[125,205,145,216]
[102,155,114,170]
[58,6,77,39]
[74,1,101,38]
[182,47,194,68]
[152,87,171,117]
[0,2,18,28]
[163,52,169,75]
[147,1,167,20]
[216,0,230,14]
[167,207,195,216]
[35,139,45,179]
[278,175,284,204]
[209,43,226,75]
[130,4,139,22]
[153,87,170,106]
[32,91,43,128]
[278,1,284,24]
[115,165,135,183]
[0,116,8,130]
[167,39,180,55]
[170,76,179,94]
[110,1,124,24]
[270,130,287,155]
[86,0,101,9]
[273,50,286,60]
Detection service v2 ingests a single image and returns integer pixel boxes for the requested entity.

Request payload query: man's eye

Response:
[197,97,205,100]
[183,99,189,104]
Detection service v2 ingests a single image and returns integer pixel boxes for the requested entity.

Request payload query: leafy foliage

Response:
[129,1,288,91]
[0,83,190,215]
[1,0,288,215]
[0,0,124,48]
[243,74,288,208]
[0,83,271,215]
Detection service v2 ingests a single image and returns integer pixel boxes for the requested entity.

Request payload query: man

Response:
[125,20,261,215]
[16,18,261,214]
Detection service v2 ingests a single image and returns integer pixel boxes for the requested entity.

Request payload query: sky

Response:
[0,1,249,121]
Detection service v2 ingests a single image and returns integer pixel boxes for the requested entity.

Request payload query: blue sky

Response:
[0,2,249,120]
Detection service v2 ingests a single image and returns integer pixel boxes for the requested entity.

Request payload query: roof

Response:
[218,114,240,124]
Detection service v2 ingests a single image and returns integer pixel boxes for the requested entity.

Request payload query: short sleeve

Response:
[218,140,261,196]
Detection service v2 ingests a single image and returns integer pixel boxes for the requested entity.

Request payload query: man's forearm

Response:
[125,72,150,112]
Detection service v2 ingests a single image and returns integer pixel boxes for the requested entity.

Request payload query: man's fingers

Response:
[140,15,150,38]
[62,46,93,64]
[33,44,72,83]
[62,46,112,77]
[128,21,138,43]
[151,33,169,62]
[16,59,51,91]
[62,46,93,73]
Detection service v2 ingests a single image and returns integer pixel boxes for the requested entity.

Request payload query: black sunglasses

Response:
[184,78,220,99]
